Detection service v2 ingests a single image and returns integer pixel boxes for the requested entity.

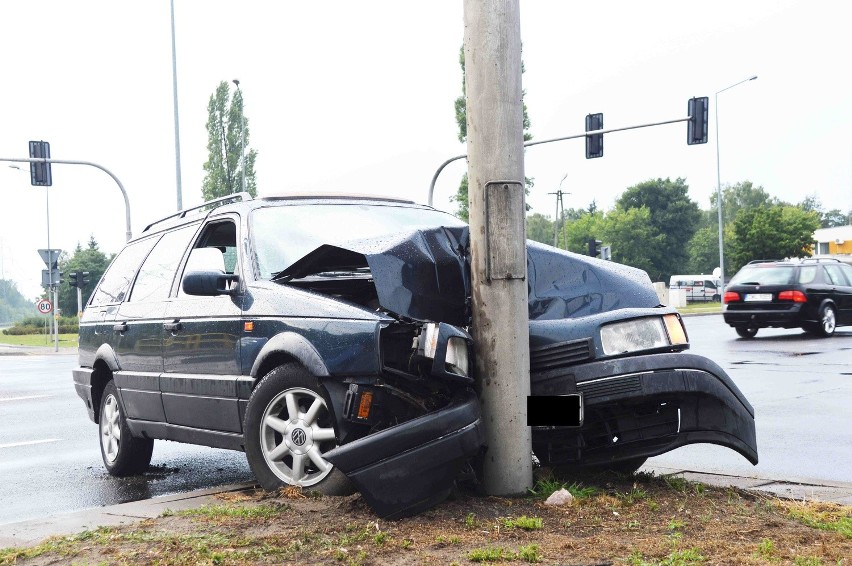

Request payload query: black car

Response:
[723,258,852,338]
[73,193,757,518]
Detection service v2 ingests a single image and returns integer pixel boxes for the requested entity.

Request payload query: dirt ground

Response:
[3,470,850,565]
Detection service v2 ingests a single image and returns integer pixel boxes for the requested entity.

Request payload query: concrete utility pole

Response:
[463,0,533,495]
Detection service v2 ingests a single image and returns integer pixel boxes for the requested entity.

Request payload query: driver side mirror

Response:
[182,270,239,296]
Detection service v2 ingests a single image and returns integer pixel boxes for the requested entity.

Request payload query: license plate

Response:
[745,293,773,302]
[527,394,583,427]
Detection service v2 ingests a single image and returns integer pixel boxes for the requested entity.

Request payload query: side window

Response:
[178,220,238,297]
[824,264,849,286]
[129,225,197,303]
[90,237,158,306]
[704,280,716,289]
[798,266,817,284]
[840,264,852,286]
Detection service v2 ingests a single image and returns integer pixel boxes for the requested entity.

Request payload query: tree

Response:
[451,46,532,221]
[685,225,720,275]
[526,213,555,245]
[616,177,701,282]
[821,209,851,228]
[56,236,112,317]
[0,279,33,324]
[202,81,258,201]
[710,180,776,227]
[601,207,660,275]
[727,205,820,274]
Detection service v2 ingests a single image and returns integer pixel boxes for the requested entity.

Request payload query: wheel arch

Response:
[91,344,120,424]
[249,332,330,380]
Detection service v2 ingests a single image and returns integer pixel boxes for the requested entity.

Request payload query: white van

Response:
[669,275,722,302]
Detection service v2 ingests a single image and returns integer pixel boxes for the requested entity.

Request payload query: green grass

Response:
[502,516,543,530]
[676,303,721,315]
[0,333,78,347]
[529,478,599,500]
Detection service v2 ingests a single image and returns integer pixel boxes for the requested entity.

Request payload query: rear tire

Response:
[99,380,154,476]
[816,304,837,337]
[735,326,758,339]
[243,364,353,495]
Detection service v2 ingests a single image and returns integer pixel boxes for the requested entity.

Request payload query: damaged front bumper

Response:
[530,352,758,468]
[324,389,484,519]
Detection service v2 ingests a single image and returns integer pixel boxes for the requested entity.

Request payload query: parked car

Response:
[73,193,757,518]
[669,275,722,302]
[723,258,852,338]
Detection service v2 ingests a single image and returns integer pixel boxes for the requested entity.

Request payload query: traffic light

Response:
[67,271,89,289]
[69,272,78,288]
[687,97,709,145]
[81,272,90,288]
[588,238,603,257]
[28,140,53,186]
[585,113,604,158]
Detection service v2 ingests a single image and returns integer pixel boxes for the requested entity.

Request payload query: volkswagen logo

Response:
[291,428,307,446]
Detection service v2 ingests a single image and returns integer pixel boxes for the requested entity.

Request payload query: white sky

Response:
[2,1,850,300]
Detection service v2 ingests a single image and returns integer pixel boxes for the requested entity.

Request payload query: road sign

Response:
[41,269,62,287]
[38,249,62,269]
[37,299,53,314]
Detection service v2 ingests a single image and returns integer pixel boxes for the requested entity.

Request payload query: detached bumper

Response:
[72,367,97,422]
[324,389,484,519]
[531,352,758,467]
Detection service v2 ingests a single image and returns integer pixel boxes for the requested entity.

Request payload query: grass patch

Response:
[627,547,705,566]
[502,516,543,530]
[677,303,721,315]
[529,478,599,500]
[0,333,78,347]
[781,501,852,539]
[164,503,285,520]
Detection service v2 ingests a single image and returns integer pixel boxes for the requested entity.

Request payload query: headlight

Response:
[445,336,469,376]
[419,323,471,378]
[600,314,688,356]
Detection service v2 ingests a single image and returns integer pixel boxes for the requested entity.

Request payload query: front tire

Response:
[243,364,352,495]
[736,326,758,339]
[99,380,154,476]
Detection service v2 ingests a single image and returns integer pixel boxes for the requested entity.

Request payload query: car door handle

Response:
[163,321,182,332]
[113,322,128,333]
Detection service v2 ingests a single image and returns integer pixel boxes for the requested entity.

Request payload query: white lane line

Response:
[0,439,61,449]
[0,395,51,402]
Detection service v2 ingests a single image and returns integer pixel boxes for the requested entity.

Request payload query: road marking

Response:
[0,395,51,402]
[0,439,61,449]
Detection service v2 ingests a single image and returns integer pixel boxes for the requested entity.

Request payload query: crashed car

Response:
[73,193,757,518]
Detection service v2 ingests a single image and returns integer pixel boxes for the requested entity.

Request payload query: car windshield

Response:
[729,265,796,285]
[251,202,466,280]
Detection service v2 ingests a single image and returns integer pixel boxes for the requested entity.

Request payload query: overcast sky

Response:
[2,1,850,300]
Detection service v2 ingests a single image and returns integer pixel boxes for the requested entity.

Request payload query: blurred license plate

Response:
[527,394,583,427]
[745,293,772,302]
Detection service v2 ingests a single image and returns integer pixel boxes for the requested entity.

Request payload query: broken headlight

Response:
[420,323,472,379]
[600,314,688,356]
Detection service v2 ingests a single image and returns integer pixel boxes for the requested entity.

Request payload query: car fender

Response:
[249,331,330,379]
[94,343,120,373]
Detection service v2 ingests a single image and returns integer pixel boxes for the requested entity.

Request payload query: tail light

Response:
[778,290,807,303]
[723,291,740,303]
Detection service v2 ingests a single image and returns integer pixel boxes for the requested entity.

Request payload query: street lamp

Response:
[715,75,757,291]
[232,79,246,194]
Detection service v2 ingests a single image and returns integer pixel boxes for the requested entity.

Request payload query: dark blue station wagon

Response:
[73,193,757,517]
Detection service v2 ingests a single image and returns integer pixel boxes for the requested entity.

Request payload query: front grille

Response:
[529,338,593,372]
[577,374,642,402]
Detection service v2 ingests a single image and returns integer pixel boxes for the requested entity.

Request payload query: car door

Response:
[823,263,852,324]
[113,224,199,422]
[161,217,244,433]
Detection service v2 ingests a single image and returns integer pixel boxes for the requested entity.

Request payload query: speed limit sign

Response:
[37,299,53,314]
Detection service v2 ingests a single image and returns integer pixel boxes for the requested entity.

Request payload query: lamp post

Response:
[232,79,246,194]
[170,0,183,211]
[715,75,757,291]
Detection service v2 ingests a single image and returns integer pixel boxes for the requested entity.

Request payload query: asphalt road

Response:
[646,314,852,484]
[1,316,850,526]
[0,354,254,526]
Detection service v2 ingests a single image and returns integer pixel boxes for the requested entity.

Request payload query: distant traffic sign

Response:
[37,299,53,314]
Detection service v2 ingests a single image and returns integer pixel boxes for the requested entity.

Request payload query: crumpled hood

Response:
[277,227,660,324]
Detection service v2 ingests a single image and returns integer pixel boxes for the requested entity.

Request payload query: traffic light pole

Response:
[1,156,132,242]
[428,115,692,207]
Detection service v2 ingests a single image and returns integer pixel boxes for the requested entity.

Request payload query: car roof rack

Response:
[746,259,783,265]
[142,192,253,233]
[801,257,842,263]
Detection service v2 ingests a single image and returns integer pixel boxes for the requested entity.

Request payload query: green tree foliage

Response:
[56,236,111,317]
[0,279,33,324]
[451,46,532,221]
[202,81,258,201]
[710,180,776,227]
[601,207,660,275]
[685,225,720,275]
[559,209,606,253]
[821,209,851,228]
[727,206,820,274]
[526,213,555,245]
[616,177,701,282]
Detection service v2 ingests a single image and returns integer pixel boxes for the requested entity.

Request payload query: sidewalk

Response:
[0,344,77,356]
[1,469,850,550]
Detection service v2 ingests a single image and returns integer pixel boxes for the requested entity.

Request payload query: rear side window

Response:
[840,264,852,285]
[798,266,817,284]
[823,264,850,286]
[129,225,198,302]
[90,237,158,306]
